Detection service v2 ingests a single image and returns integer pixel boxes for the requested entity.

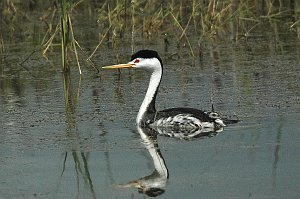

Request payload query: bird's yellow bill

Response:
[102,63,134,69]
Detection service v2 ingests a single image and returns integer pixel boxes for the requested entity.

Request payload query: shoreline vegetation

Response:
[0,0,299,73]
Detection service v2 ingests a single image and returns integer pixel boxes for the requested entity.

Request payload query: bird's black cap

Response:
[131,50,163,66]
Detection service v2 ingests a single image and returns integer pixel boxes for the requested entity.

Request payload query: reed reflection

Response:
[59,72,97,198]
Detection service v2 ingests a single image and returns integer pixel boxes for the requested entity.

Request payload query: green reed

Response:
[0,0,298,65]
[60,0,82,74]
[0,35,4,55]
[92,0,296,58]
[60,0,69,71]
[39,0,82,74]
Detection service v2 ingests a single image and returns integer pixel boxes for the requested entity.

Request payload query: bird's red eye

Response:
[134,59,140,63]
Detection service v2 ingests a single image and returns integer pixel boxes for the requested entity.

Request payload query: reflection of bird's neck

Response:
[138,127,168,179]
[136,67,162,126]
[148,144,168,178]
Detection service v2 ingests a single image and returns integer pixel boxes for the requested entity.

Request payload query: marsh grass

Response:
[0,35,4,55]
[39,0,82,74]
[60,0,70,71]
[0,0,298,69]
[59,0,82,74]
[88,0,297,59]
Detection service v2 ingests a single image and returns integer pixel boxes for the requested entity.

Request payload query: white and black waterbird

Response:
[103,50,235,131]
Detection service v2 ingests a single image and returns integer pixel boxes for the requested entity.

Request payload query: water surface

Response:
[1,20,300,199]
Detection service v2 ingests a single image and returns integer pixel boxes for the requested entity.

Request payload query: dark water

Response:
[1,21,300,199]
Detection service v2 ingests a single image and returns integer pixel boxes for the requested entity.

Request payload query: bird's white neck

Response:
[136,68,162,126]
[137,126,168,178]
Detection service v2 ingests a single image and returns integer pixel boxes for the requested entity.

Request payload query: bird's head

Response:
[102,50,163,72]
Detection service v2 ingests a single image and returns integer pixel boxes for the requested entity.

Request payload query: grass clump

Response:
[41,0,82,74]
[0,0,298,66]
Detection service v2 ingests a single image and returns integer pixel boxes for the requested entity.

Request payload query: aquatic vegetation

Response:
[91,0,299,58]
[0,0,298,69]
[0,34,4,55]
[43,0,82,74]
[107,1,294,35]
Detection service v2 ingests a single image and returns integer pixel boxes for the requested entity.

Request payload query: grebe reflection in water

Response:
[115,126,168,197]
[115,125,225,197]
